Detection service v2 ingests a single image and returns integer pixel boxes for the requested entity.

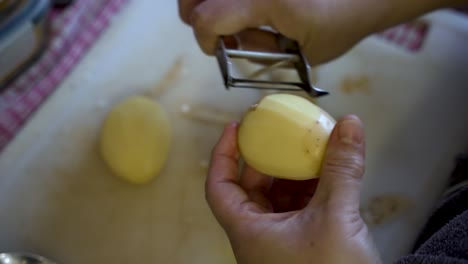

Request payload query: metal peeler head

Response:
[215,35,328,98]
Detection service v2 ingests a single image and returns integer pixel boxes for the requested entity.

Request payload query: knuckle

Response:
[178,7,188,23]
[178,0,196,25]
[191,13,216,55]
[322,151,365,179]
[190,7,209,30]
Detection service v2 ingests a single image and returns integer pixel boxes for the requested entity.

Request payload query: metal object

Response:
[0,253,57,264]
[0,0,51,90]
[0,0,20,15]
[215,35,328,97]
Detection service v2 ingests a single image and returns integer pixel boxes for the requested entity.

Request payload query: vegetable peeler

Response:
[215,35,328,97]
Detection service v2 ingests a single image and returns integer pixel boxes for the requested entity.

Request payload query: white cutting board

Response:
[1,1,468,263]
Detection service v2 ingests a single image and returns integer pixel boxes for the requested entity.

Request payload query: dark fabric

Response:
[395,154,468,264]
[448,154,468,187]
[396,210,468,264]
[412,185,468,250]
[416,210,468,258]
[397,255,468,264]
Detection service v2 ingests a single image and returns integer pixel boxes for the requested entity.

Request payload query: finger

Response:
[239,165,271,192]
[237,29,286,65]
[191,0,268,54]
[237,29,280,53]
[178,0,204,24]
[308,115,366,212]
[240,165,273,211]
[206,122,252,226]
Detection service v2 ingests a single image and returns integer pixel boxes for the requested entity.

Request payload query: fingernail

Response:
[230,122,239,129]
[224,122,238,134]
[338,117,363,145]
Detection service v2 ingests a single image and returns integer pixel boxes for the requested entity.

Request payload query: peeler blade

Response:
[215,36,329,98]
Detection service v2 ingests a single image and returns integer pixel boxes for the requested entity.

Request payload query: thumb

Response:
[309,115,365,212]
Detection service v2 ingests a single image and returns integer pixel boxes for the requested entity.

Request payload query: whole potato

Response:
[100,96,171,184]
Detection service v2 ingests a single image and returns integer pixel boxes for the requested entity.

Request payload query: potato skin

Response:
[100,96,171,184]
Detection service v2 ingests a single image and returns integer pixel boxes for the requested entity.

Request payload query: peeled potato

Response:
[238,94,335,180]
[100,96,171,184]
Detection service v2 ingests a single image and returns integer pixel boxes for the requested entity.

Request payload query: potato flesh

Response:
[100,96,171,184]
[238,94,335,180]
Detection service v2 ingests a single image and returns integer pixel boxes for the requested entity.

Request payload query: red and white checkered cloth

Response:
[377,21,429,52]
[0,0,129,152]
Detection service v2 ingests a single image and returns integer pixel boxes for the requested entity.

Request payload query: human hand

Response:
[179,0,453,65]
[206,115,382,264]
[179,0,377,65]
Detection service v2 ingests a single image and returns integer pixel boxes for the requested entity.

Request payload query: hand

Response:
[179,0,376,65]
[179,0,454,65]
[206,115,382,264]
